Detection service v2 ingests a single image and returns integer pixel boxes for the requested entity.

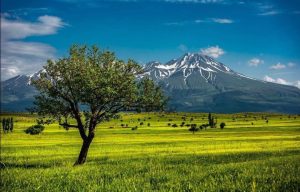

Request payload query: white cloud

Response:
[258,10,280,16]
[211,18,234,24]
[294,81,300,89]
[287,62,295,67]
[200,46,225,58]
[195,18,234,24]
[178,44,188,52]
[1,15,65,40]
[275,78,289,85]
[1,14,65,80]
[256,2,281,16]
[270,63,286,70]
[263,75,276,83]
[248,58,264,67]
[164,0,224,3]
[1,41,56,80]
[263,75,300,89]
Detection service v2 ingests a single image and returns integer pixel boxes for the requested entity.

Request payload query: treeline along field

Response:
[1,112,300,191]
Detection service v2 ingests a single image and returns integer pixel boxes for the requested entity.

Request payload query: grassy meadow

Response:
[1,112,300,191]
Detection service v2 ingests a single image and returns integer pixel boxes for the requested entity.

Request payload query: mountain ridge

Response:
[1,53,300,113]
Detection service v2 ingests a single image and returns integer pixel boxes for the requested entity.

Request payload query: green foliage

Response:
[220,122,226,129]
[25,124,45,135]
[188,124,199,134]
[1,117,14,133]
[28,45,167,164]
[208,113,217,128]
[137,77,167,112]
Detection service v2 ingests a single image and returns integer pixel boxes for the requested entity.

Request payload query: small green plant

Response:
[25,124,45,135]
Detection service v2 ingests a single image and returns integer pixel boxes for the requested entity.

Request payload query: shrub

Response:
[172,124,178,127]
[25,124,45,135]
[220,122,226,129]
[147,123,150,127]
[140,122,144,126]
[131,126,138,130]
[189,124,199,134]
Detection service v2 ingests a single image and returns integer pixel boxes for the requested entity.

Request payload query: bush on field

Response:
[25,124,45,135]
[220,122,226,129]
[189,124,199,134]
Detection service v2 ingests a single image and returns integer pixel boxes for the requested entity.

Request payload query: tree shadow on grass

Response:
[1,160,67,169]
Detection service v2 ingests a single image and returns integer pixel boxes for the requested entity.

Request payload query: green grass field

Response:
[1,112,300,191]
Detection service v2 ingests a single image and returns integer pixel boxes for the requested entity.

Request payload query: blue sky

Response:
[1,0,300,87]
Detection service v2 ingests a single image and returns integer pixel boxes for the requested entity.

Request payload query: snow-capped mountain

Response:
[1,53,300,113]
[140,53,300,113]
[141,53,257,85]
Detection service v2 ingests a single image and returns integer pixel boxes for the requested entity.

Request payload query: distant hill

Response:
[1,53,300,113]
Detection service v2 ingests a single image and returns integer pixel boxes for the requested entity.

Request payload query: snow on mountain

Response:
[2,53,300,113]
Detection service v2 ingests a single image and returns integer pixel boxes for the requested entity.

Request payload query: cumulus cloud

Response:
[200,46,225,58]
[263,75,300,89]
[1,14,65,80]
[270,63,286,70]
[248,58,264,67]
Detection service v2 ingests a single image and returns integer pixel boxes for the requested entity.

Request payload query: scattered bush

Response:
[140,122,144,126]
[189,124,199,134]
[25,124,45,135]
[131,126,138,131]
[172,124,178,127]
[147,123,150,127]
[220,122,226,129]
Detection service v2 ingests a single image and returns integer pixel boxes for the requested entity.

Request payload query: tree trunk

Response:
[74,133,94,166]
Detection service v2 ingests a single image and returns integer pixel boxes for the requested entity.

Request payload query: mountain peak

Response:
[142,52,237,83]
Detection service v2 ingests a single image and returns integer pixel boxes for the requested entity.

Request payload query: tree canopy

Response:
[30,45,167,165]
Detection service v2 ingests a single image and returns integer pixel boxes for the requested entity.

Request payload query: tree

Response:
[29,45,166,165]
[208,113,215,128]
[10,117,13,132]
